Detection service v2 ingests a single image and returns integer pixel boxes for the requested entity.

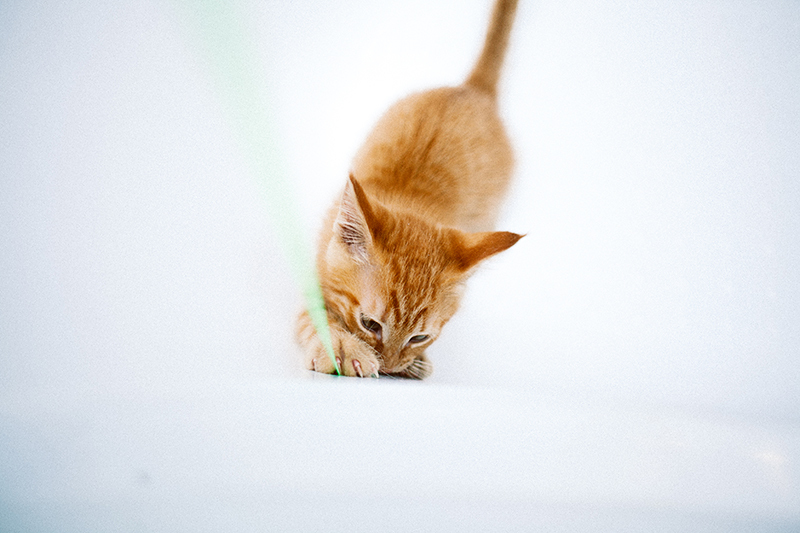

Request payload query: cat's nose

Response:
[379,356,402,373]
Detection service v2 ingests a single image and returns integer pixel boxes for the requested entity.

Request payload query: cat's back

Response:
[350,85,513,233]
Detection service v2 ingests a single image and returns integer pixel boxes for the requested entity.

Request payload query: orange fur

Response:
[297,0,521,378]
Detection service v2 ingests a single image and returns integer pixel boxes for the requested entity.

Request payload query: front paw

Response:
[296,311,380,378]
[313,329,381,378]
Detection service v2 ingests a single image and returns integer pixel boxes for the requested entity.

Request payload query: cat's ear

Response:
[455,230,523,272]
[333,174,382,262]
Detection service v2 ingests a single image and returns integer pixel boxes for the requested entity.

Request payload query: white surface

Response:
[2,379,799,531]
[1,0,799,531]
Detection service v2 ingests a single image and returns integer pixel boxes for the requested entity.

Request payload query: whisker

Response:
[395,358,432,380]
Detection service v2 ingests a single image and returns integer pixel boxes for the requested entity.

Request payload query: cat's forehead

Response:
[376,252,448,328]
[354,211,463,327]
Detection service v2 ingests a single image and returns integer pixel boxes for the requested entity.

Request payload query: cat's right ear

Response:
[333,175,378,262]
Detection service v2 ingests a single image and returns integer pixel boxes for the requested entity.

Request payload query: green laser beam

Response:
[177,0,339,375]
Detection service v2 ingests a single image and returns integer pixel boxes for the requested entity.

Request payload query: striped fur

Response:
[297,0,521,378]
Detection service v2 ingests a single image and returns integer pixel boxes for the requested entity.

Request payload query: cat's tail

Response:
[464,0,518,96]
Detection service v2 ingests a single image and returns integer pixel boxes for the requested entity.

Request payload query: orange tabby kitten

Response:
[297,0,521,378]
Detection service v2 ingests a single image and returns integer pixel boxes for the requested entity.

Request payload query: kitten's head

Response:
[321,175,522,378]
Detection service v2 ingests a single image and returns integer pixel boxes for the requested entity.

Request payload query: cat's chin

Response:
[382,356,433,380]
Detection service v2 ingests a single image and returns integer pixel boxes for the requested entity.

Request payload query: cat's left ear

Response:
[455,230,523,272]
[333,174,383,262]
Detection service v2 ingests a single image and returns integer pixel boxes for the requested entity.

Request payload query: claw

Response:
[335,356,342,374]
[370,363,379,379]
[352,359,363,377]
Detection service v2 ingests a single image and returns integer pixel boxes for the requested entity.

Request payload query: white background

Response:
[1,0,799,530]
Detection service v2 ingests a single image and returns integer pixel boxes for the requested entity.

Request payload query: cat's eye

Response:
[407,334,430,345]
[359,314,383,340]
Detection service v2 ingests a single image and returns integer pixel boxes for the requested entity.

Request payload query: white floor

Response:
[2,377,798,532]
[2,1,799,531]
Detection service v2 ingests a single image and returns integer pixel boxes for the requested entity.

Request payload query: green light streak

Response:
[177,0,339,375]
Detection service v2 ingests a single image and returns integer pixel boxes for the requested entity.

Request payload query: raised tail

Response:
[464,0,518,96]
